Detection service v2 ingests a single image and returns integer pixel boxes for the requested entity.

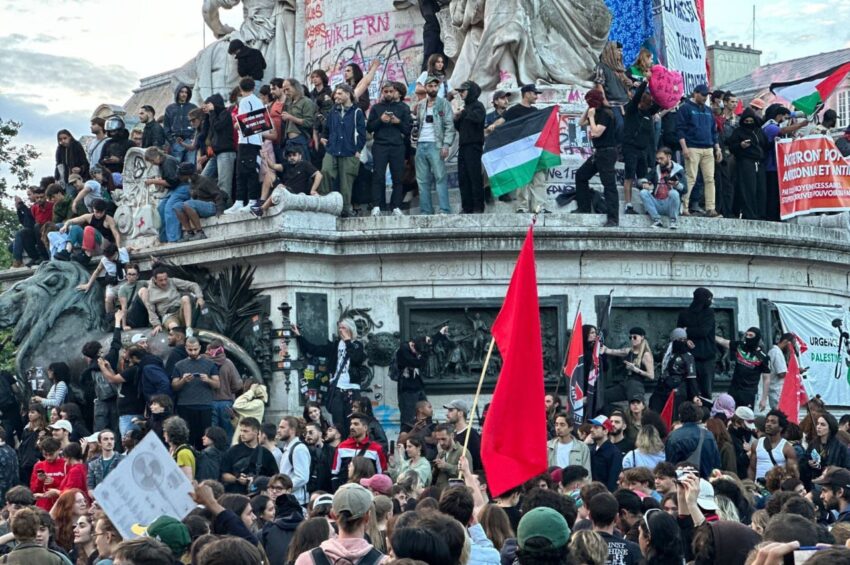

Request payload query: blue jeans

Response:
[202,152,237,198]
[640,189,681,220]
[415,142,450,214]
[183,199,217,217]
[158,185,191,242]
[211,400,235,442]
[170,141,196,165]
[119,414,142,437]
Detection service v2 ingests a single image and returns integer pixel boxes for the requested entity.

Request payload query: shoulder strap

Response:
[358,548,384,565]
[358,441,374,458]
[311,547,333,565]
[254,445,265,476]
[763,437,779,467]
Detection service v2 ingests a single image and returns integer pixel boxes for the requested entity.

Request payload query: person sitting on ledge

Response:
[638,147,685,229]
[175,163,228,241]
[75,241,131,315]
[253,142,323,218]
[140,266,205,338]
[56,198,120,261]
[144,147,187,244]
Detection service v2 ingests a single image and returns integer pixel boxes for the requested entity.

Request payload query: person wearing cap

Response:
[367,81,412,217]
[588,416,623,492]
[484,90,510,132]
[319,82,367,217]
[715,327,770,410]
[747,409,796,482]
[664,402,721,479]
[454,80,486,214]
[174,162,228,240]
[444,399,481,470]
[48,420,73,450]
[813,467,850,522]
[602,327,655,409]
[513,507,570,564]
[413,75,457,215]
[360,474,393,497]
[548,412,591,474]
[762,103,809,221]
[262,142,322,208]
[649,327,698,414]
[728,406,756,477]
[293,483,387,565]
[677,83,722,217]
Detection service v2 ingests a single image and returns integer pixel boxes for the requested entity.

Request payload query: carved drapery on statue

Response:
[449,0,612,90]
[194,0,296,102]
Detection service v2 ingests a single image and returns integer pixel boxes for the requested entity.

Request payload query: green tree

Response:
[0,118,41,269]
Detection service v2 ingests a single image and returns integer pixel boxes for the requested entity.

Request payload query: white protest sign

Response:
[93,432,196,539]
[660,0,708,93]
[774,302,850,407]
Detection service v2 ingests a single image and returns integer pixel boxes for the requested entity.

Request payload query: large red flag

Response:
[564,313,585,426]
[778,351,808,424]
[481,225,547,497]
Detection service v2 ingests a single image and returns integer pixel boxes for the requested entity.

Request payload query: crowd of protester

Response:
[11,41,850,269]
[0,282,849,565]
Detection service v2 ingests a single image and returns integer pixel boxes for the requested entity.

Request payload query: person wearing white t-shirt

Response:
[547,412,591,474]
[416,54,452,99]
[762,333,793,411]
[76,241,130,314]
[225,78,265,214]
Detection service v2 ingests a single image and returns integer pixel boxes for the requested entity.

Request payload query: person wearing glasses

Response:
[602,327,655,412]
[117,263,149,330]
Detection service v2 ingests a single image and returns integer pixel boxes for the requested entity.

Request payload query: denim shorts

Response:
[182,199,217,217]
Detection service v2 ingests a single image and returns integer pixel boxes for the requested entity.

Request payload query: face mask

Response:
[743,120,756,129]
[744,335,760,350]
[672,340,688,354]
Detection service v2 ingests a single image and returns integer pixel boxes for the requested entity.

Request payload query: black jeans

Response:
[736,158,766,220]
[371,143,406,210]
[695,357,714,398]
[398,388,427,429]
[176,405,213,450]
[765,171,780,221]
[236,143,261,202]
[716,156,736,217]
[458,144,484,212]
[576,146,619,222]
[421,14,444,71]
[326,386,361,440]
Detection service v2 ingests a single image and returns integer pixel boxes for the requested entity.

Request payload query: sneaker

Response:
[392,208,404,217]
[690,205,706,215]
[603,219,619,227]
[194,230,208,240]
[651,219,663,228]
[224,201,245,215]
[371,206,381,217]
[186,327,194,338]
[625,205,638,215]
[54,250,71,262]
[249,205,264,218]
[669,219,678,230]
[243,200,258,211]
[11,260,23,268]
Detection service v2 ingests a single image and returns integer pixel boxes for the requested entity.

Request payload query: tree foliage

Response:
[0,118,41,269]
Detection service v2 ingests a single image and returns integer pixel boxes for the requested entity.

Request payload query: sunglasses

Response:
[642,507,663,535]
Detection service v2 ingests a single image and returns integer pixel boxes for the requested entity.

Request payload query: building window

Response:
[838,90,850,129]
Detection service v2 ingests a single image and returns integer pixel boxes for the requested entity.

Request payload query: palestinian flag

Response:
[483,105,561,197]
[770,62,850,116]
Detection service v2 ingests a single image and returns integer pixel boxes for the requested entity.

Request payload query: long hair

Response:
[638,509,684,565]
[345,63,364,86]
[310,69,329,89]
[286,518,331,563]
[635,424,664,454]
[811,412,839,453]
[51,488,84,552]
[705,417,732,448]
[348,456,376,483]
[599,41,632,90]
[48,362,70,384]
[302,401,329,431]
[426,53,446,77]
[56,129,76,144]
[478,504,514,550]
[338,318,358,340]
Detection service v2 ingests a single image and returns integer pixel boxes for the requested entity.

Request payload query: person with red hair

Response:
[576,89,620,227]
[50,488,89,553]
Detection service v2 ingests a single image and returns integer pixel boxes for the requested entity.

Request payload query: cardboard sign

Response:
[776,135,850,220]
[236,107,273,137]
[93,432,196,539]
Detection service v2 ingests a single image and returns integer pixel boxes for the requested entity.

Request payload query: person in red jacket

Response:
[330,413,388,491]
[58,443,89,499]
[31,437,66,511]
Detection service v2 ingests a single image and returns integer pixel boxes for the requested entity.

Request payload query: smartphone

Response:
[37,470,46,479]
[389,440,396,456]
[675,469,697,482]
[386,111,394,117]
[192,373,201,378]
[448,478,465,487]
[793,547,823,565]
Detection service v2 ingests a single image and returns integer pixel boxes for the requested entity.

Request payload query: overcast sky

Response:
[1,0,848,187]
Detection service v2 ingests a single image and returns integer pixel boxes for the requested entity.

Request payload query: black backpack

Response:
[310,547,383,565]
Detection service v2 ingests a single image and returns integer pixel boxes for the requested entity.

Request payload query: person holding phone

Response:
[728,108,767,220]
[171,336,220,450]
[367,81,412,217]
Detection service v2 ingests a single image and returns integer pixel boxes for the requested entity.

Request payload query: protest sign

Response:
[776,135,850,220]
[236,107,273,137]
[93,432,196,539]
[658,0,708,93]
[774,302,850,407]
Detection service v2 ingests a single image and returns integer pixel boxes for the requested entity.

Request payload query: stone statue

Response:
[113,147,165,243]
[0,261,262,383]
[449,0,612,90]
[465,310,490,364]
[194,0,296,102]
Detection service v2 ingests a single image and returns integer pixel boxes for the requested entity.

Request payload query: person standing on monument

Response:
[281,78,317,162]
[320,83,366,218]
[99,116,132,175]
[139,105,166,150]
[677,287,716,397]
[621,80,660,215]
[715,327,770,410]
[764,333,794,411]
[228,39,267,83]
[677,84,721,217]
[368,82,412,217]
[484,91,510,133]
[413,76,456,215]
[164,85,198,166]
[292,319,366,435]
[453,80,486,214]
[86,118,108,169]
[202,93,237,198]
[225,78,264,215]
[576,89,619,227]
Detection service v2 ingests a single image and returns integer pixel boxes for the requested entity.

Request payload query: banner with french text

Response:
[774,302,850,407]
[659,0,708,93]
[777,135,850,220]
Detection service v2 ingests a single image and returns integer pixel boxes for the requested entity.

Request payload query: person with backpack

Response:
[292,483,388,565]
[277,417,311,506]
[220,417,279,494]
[664,401,721,478]
[260,493,305,565]
[125,346,173,408]
[164,416,196,481]
[320,83,366,218]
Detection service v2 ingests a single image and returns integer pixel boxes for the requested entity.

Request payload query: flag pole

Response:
[554,300,581,399]
[458,336,496,479]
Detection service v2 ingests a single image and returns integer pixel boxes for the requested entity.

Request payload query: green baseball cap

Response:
[145,515,191,557]
[517,507,570,549]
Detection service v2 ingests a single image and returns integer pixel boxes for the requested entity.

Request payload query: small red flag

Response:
[660,390,676,429]
[778,352,807,424]
[564,313,585,426]
[481,225,548,497]
[734,99,744,115]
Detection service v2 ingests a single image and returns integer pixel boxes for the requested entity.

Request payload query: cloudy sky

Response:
[1,0,848,188]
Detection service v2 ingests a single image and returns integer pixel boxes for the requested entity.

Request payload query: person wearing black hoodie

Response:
[621,81,660,214]
[54,130,90,186]
[259,494,304,565]
[201,93,236,196]
[728,109,767,220]
[228,39,266,82]
[677,288,717,397]
[715,327,769,409]
[100,116,132,175]
[453,80,486,213]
